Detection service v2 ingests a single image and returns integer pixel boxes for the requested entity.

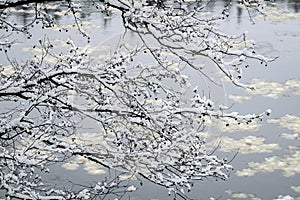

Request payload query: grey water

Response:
[1,0,300,199]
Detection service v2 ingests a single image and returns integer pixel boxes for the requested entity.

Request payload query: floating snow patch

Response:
[274,195,296,200]
[236,148,300,177]
[83,160,107,175]
[0,65,15,76]
[227,94,252,103]
[291,186,300,194]
[268,115,300,133]
[232,192,249,198]
[285,79,300,95]
[119,173,136,181]
[244,78,300,98]
[256,6,300,23]
[225,190,261,200]
[61,156,107,175]
[61,162,79,170]
[220,136,280,154]
[247,79,287,99]
[126,185,137,192]
[235,168,257,177]
[281,133,300,140]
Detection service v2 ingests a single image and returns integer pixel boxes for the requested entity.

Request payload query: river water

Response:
[1,0,300,199]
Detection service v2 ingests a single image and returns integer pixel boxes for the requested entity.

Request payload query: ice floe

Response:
[236,147,300,177]
[268,115,300,133]
[220,136,280,154]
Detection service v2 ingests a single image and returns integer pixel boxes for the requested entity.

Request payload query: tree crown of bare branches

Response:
[0,0,274,199]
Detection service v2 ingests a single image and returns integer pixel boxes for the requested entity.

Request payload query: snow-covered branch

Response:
[0,0,275,199]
